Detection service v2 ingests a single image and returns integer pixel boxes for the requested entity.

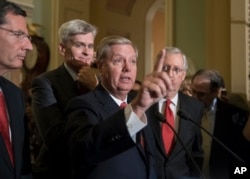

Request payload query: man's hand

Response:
[77,66,98,90]
[131,49,173,117]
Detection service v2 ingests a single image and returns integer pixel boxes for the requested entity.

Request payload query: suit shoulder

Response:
[218,98,249,114]
[34,66,61,79]
[32,65,70,85]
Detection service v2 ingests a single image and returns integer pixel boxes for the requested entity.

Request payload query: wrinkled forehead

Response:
[164,53,185,67]
[108,44,137,57]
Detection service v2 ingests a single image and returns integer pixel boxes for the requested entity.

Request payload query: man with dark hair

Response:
[192,69,250,178]
[0,0,33,178]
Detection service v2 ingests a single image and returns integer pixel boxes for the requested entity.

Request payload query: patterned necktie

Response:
[0,92,14,165]
[120,102,127,109]
[161,99,175,155]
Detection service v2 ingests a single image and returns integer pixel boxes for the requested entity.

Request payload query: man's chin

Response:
[118,87,131,93]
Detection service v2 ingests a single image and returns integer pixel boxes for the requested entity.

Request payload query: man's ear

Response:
[97,61,103,74]
[182,71,186,81]
[59,43,66,56]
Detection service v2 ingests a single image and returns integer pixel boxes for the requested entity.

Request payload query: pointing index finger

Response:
[154,48,166,72]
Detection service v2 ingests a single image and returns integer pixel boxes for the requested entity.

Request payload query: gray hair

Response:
[164,47,188,71]
[96,35,138,64]
[58,19,97,44]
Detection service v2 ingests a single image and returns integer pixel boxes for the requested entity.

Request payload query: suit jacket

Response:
[31,64,83,178]
[64,84,157,179]
[147,92,204,179]
[0,77,32,179]
[209,98,250,179]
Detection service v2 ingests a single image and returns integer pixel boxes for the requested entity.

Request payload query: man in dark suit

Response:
[146,47,204,179]
[31,19,98,178]
[0,1,33,178]
[64,35,173,179]
[191,69,250,179]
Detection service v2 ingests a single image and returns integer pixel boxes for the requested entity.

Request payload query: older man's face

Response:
[100,44,137,99]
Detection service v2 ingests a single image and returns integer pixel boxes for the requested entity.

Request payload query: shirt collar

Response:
[101,84,128,106]
[159,93,178,106]
[64,63,77,81]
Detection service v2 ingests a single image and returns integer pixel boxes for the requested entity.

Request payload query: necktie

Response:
[201,109,213,177]
[162,99,175,155]
[120,102,127,109]
[0,92,14,165]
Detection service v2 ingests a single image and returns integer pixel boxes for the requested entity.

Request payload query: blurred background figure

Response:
[191,69,250,179]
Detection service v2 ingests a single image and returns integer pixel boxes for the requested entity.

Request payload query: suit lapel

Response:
[0,77,20,170]
[55,65,79,97]
[94,85,120,118]
[147,94,194,160]
[147,104,167,157]
[169,93,196,159]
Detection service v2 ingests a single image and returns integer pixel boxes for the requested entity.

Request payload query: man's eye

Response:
[88,44,94,49]
[14,32,24,38]
[173,68,180,72]
[113,59,123,65]
[130,59,137,65]
[74,43,82,47]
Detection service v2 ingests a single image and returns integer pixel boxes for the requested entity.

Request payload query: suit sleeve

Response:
[21,115,33,179]
[64,96,135,168]
[31,76,65,149]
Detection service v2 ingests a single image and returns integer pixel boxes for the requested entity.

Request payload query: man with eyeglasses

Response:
[146,47,204,179]
[0,1,33,179]
[191,69,250,178]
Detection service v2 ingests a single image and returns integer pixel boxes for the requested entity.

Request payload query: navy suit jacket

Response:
[209,98,250,179]
[32,64,81,178]
[64,84,156,179]
[147,92,204,179]
[0,77,32,179]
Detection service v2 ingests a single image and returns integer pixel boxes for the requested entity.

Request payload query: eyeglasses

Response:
[0,27,32,41]
[162,65,184,75]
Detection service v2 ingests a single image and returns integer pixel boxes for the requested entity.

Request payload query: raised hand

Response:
[131,49,173,118]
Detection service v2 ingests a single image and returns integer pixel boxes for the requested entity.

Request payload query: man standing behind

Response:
[64,35,173,179]
[147,47,204,179]
[191,69,250,179]
[32,19,98,178]
[0,1,33,178]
